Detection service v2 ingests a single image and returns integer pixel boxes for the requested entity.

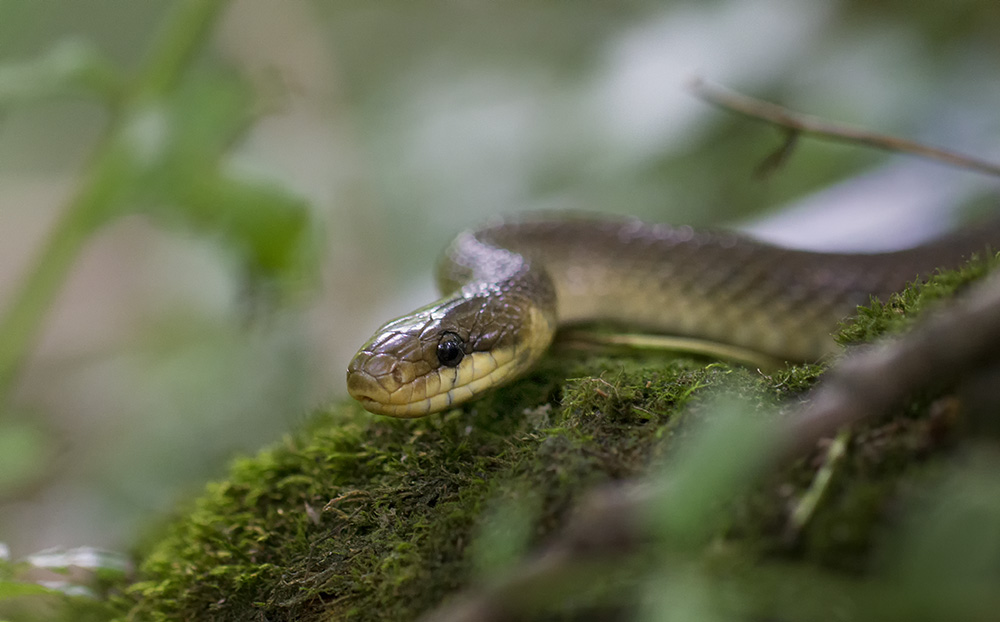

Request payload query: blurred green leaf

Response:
[0,578,122,622]
[0,39,121,104]
[641,568,723,622]
[0,580,56,600]
[151,73,255,185]
[114,73,317,293]
[470,491,540,579]
[107,73,253,205]
[645,399,775,548]
[184,172,316,281]
[879,447,1000,621]
[0,419,51,496]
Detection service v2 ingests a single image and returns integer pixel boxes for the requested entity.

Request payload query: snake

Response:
[346,214,998,417]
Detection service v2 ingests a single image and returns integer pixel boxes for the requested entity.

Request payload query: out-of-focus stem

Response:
[0,0,231,403]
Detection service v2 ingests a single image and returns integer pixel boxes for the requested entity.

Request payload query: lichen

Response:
[118,256,998,621]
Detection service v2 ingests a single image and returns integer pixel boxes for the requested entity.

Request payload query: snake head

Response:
[347,293,555,417]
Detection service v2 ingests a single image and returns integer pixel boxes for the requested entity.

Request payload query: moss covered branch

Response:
[115,255,1000,622]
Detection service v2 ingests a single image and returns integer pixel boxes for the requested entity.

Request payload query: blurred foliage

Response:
[0,419,51,498]
[0,548,128,622]
[0,0,319,504]
[0,39,121,103]
[308,0,1000,282]
[120,72,318,283]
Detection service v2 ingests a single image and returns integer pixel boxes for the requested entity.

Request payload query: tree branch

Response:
[689,78,1000,179]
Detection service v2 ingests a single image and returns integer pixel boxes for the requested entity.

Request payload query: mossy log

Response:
[119,256,999,622]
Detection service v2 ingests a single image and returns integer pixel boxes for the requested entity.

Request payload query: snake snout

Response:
[346,353,390,405]
[346,344,436,417]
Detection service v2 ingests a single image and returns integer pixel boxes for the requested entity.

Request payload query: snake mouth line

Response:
[347,348,529,418]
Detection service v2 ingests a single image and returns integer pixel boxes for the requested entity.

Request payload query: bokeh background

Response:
[0,0,998,557]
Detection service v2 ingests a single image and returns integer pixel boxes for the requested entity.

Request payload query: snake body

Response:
[347,215,998,417]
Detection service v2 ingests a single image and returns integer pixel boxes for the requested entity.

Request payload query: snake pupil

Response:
[436,332,465,367]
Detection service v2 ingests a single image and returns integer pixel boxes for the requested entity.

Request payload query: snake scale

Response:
[347,215,998,417]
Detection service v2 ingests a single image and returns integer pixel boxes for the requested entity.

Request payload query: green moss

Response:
[836,252,1000,346]
[118,354,773,620]
[120,257,996,621]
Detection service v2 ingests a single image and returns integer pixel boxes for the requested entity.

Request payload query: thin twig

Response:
[689,78,1000,179]
[786,427,850,540]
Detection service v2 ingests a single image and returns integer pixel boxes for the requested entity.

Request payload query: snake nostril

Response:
[392,367,404,385]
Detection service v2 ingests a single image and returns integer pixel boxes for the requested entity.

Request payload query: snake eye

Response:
[436,332,465,367]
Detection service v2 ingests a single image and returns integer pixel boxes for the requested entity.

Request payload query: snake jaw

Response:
[348,348,535,417]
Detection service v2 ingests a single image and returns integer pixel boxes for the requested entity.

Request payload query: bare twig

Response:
[689,78,1000,179]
